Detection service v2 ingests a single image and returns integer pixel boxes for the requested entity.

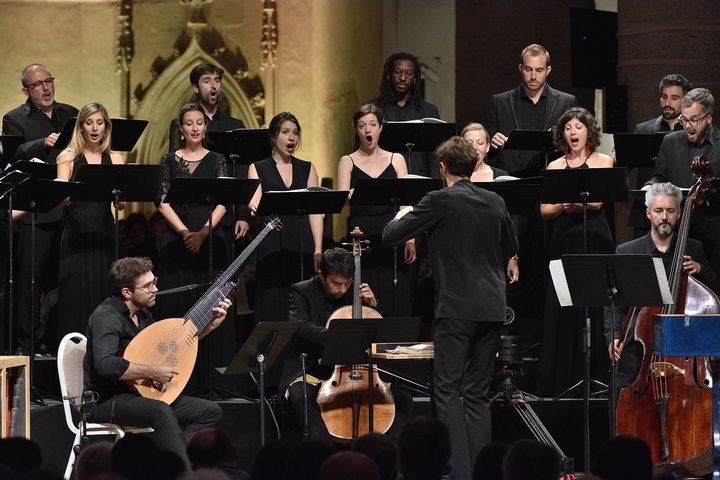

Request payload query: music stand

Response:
[0,135,23,169]
[55,118,148,152]
[473,177,542,215]
[350,177,442,316]
[613,133,668,170]
[0,170,31,354]
[223,321,300,446]
[71,164,163,259]
[550,254,671,442]
[503,129,557,169]
[541,167,628,470]
[379,122,456,173]
[207,129,271,165]
[257,189,348,280]
[321,317,421,438]
[2,178,83,405]
[163,177,258,399]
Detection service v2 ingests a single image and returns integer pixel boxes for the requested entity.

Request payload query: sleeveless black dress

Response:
[536,159,614,396]
[58,153,115,338]
[348,154,410,315]
[253,156,315,323]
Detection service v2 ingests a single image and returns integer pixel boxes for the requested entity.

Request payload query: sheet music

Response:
[549,259,572,306]
[654,257,673,305]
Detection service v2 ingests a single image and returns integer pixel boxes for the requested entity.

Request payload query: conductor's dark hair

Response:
[436,136,478,178]
[319,248,354,279]
[659,74,693,95]
[174,103,209,149]
[189,63,224,87]
[552,107,601,153]
[268,111,302,151]
[109,257,153,295]
[376,52,423,110]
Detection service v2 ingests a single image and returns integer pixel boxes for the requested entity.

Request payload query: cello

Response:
[615,156,719,476]
[316,227,396,442]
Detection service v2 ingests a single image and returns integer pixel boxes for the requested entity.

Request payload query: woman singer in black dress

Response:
[156,103,228,320]
[238,112,323,323]
[56,103,125,339]
[337,103,415,315]
[536,107,614,396]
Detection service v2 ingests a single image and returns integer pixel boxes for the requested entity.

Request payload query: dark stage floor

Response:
[29,394,610,476]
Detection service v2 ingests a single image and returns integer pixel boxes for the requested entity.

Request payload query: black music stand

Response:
[223,321,300,446]
[207,129,271,165]
[541,167,628,470]
[503,129,557,169]
[613,132,668,170]
[71,164,163,259]
[379,122,455,173]
[350,177,442,316]
[550,254,671,441]
[3,178,83,405]
[257,188,348,280]
[0,135,23,169]
[0,170,31,354]
[163,177,258,399]
[55,118,148,152]
[473,177,542,215]
[321,317,421,438]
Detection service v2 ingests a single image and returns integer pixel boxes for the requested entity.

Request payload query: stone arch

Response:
[132,35,262,167]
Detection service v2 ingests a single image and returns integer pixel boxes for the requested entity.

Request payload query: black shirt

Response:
[517,86,548,130]
[2,99,78,162]
[84,296,154,401]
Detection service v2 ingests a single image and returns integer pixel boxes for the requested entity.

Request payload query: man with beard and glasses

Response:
[627,74,693,238]
[604,182,720,403]
[2,64,78,353]
[646,88,720,277]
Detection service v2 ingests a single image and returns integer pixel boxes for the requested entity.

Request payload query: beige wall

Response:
[0,0,383,197]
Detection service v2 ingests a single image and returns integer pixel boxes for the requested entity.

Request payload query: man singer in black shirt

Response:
[383,136,518,479]
[84,257,230,467]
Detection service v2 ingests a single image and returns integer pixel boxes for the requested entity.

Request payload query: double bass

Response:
[616,156,719,476]
[316,227,395,442]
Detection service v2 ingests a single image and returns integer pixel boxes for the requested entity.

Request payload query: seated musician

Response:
[279,247,412,442]
[605,182,720,401]
[84,257,230,468]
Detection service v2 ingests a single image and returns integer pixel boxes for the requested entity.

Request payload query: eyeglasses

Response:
[134,276,158,292]
[23,77,55,91]
[392,68,415,77]
[678,113,709,127]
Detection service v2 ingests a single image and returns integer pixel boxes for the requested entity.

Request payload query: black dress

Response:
[57,153,115,338]
[536,160,614,396]
[155,151,228,320]
[253,156,315,323]
[348,153,410,315]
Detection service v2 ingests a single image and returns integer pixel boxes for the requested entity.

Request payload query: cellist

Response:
[604,182,720,402]
[277,247,413,442]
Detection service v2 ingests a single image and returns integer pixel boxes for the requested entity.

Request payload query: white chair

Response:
[57,332,153,480]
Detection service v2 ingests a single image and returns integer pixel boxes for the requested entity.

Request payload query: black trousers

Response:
[90,393,222,467]
[434,318,500,480]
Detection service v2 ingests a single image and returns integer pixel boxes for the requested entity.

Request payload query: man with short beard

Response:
[628,74,693,237]
[647,88,720,276]
[605,182,720,402]
[2,64,78,353]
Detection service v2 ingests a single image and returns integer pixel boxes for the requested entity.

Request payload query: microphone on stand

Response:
[155,282,210,297]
